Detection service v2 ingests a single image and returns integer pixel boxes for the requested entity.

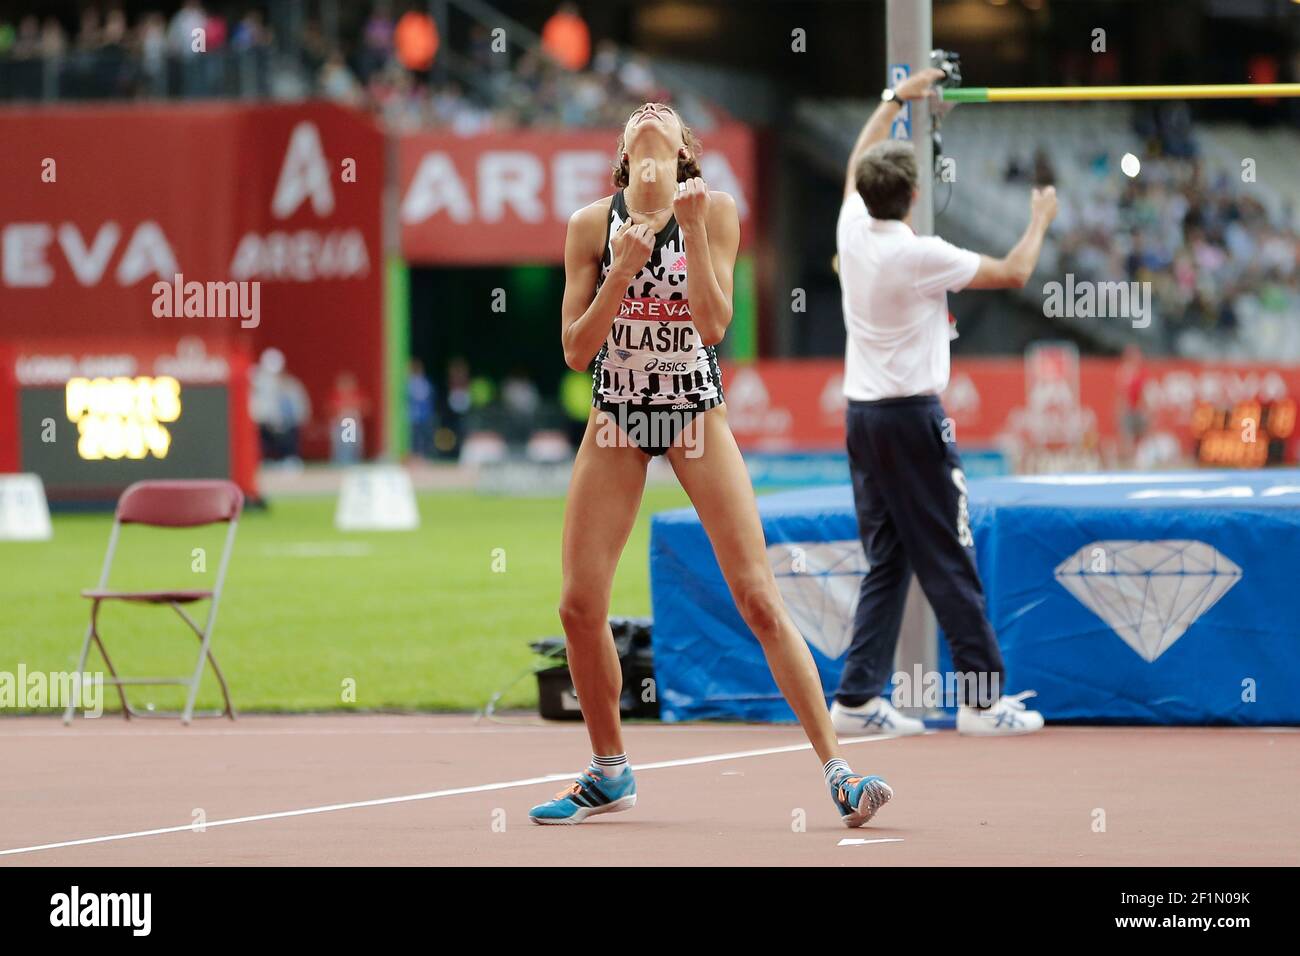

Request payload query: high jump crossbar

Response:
[942,84,1300,103]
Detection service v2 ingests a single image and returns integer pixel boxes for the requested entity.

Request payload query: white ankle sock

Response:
[823,757,851,785]
[590,753,629,777]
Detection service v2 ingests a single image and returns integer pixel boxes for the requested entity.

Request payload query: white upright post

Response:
[886,0,934,236]
[887,0,940,716]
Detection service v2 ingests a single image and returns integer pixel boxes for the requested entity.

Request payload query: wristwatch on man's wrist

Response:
[881,87,900,105]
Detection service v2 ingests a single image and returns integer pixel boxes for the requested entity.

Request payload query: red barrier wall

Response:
[0,102,385,460]
[722,358,1300,465]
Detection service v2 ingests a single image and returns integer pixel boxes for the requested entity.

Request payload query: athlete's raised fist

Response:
[672,177,709,231]
[611,220,656,278]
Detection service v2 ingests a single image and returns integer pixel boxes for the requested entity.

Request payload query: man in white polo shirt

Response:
[831,68,1057,737]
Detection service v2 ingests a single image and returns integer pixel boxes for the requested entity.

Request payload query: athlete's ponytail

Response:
[612,109,703,188]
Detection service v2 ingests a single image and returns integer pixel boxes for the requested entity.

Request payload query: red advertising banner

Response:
[0,102,385,459]
[722,358,1300,468]
[398,125,757,264]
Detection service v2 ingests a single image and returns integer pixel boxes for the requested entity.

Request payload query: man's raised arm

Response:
[843,67,947,201]
[965,186,1059,290]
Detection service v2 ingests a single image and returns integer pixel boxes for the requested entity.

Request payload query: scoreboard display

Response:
[1192,399,1296,468]
[65,375,183,461]
[0,339,257,504]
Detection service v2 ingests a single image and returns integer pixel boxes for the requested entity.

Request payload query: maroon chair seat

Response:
[82,589,215,604]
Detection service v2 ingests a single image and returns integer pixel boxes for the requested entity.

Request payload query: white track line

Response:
[0,727,568,739]
[0,722,864,739]
[838,838,904,847]
[0,735,895,858]
[10,723,1294,740]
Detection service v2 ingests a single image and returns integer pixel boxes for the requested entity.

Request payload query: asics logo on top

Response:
[644,358,691,373]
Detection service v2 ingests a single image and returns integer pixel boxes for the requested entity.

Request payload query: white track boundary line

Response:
[0,736,895,858]
[0,722,846,739]
[1,727,571,739]
[9,724,1295,740]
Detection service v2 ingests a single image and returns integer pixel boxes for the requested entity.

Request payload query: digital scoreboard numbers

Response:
[66,375,181,461]
[1192,399,1295,467]
[7,340,252,505]
[18,380,231,502]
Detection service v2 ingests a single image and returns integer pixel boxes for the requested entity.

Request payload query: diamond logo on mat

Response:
[768,540,868,659]
[1054,540,1242,662]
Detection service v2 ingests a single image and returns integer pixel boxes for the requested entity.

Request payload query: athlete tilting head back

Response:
[590,106,722,444]
[529,102,893,827]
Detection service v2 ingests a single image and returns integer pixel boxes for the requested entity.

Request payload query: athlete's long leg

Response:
[666,406,841,764]
[559,408,651,757]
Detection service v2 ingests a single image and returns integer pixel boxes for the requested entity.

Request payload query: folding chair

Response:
[64,480,244,725]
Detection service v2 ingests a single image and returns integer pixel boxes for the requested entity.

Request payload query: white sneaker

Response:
[957,691,1044,736]
[831,696,926,736]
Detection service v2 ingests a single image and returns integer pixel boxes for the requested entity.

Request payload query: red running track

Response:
[2,714,1296,866]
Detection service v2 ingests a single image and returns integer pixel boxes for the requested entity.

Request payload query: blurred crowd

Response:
[0,1,276,99]
[249,348,485,467]
[0,2,715,133]
[1041,114,1299,354]
[373,34,703,134]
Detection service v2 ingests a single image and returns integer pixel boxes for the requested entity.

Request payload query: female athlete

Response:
[529,102,892,828]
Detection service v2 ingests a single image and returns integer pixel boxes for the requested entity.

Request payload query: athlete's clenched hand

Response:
[672,177,709,232]
[611,220,656,279]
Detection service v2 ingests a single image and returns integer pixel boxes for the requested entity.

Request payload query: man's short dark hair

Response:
[854,140,918,220]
